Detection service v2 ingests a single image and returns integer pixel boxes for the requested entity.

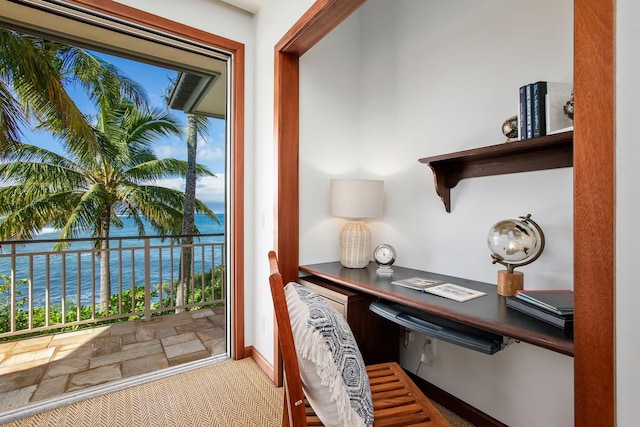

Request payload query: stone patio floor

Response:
[0,306,226,414]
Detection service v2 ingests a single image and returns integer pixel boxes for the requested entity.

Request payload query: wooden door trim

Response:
[574,0,615,425]
[273,0,367,386]
[274,0,616,424]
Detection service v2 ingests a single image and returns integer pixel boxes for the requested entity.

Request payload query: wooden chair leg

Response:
[282,389,290,427]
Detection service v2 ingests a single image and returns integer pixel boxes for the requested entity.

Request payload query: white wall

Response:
[298,1,574,426]
[251,0,317,362]
[616,0,640,425]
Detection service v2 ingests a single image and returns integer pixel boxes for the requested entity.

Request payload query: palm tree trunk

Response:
[99,209,111,313]
[177,114,197,312]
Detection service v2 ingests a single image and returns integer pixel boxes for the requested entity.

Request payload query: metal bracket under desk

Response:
[370,300,504,355]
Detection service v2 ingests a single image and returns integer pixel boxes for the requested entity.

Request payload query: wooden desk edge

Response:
[299,265,574,357]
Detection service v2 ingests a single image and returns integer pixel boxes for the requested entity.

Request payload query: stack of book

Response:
[506,289,574,329]
[518,81,573,140]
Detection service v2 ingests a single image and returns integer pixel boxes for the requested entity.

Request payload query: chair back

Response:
[268,250,307,427]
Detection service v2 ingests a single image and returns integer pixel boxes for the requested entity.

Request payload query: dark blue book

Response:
[506,296,573,329]
[525,84,533,138]
[519,85,527,140]
[532,81,548,137]
[515,289,574,315]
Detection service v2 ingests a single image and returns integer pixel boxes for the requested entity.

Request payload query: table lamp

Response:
[330,179,384,268]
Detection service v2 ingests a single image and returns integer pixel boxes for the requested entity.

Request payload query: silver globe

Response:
[487,214,545,273]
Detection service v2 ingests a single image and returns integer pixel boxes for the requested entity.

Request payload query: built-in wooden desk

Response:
[299,262,574,357]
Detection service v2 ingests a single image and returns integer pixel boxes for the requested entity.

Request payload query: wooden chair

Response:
[268,250,451,427]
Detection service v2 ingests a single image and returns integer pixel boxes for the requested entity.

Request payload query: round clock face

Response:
[374,244,396,266]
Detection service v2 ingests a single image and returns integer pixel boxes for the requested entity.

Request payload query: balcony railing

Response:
[0,234,225,339]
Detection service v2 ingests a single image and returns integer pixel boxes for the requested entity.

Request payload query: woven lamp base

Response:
[339,220,371,268]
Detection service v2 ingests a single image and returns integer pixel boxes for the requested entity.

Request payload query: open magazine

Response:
[392,277,486,302]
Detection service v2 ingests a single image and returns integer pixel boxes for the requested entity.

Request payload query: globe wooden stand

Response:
[497,270,524,296]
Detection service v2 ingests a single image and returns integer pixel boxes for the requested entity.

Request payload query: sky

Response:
[17,50,227,213]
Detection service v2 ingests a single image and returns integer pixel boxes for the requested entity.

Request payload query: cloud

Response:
[157,175,225,207]
[154,139,186,160]
[197,145,224,163]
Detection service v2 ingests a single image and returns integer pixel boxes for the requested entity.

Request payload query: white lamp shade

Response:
[330,179,384,219]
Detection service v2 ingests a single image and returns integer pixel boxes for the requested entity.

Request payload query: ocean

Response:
[0,213,225,308]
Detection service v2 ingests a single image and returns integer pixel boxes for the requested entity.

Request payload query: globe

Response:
[487,215,545,272]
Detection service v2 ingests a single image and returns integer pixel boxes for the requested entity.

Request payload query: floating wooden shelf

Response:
[419,131,573,212]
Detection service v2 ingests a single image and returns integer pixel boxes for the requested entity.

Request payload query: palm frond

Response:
[0,79,28,152]
[0,29,99,156]
[126,159,215,181]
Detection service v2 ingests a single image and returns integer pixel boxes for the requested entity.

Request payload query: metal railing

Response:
[0,234,225,339]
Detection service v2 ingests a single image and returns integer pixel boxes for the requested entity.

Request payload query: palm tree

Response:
[0,28,146,154]
[177,113,216,310]
[0,100,218,311]
[164,77,219,311]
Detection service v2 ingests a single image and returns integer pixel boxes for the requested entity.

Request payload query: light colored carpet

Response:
[3,358,282,427]
[2,357,474,426]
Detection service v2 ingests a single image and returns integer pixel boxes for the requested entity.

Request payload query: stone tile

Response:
[167,349,210,367]
[202,337,226,356]
[209,315,226,328]
[121,353,169,378]
[135,326,156,342]
[191,308,215,319]
[49,336,93,351]
[0,385,37,412]
[155,326,177,339]
[30,375,68,402]
[121,332,137,345]
[90,342,163,369]
[160,332,197,347]
[12,336,53,353]
[0,340,17,355]
[0,365,46,393]
[107,321,136,336]
[67,365,122,392]
[212,305,225,316]
[145,318,175,328]
[2,346,56,366]
[151,316,195,328]
[51,344,93,361]
[175,318,214,334]
[163,339,206,360]
[121,338,162,351]
[169,311,197,321]
[196,327,225,341]
[43,356,90,379]
[50,327,106,346]
[91,336,122,357]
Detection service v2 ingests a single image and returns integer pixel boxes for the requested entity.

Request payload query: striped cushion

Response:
[285,282,374,427]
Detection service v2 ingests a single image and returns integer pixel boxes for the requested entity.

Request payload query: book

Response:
[515,289,574,315]
[423,283,486,302]
[525,83,533,139]
[391,277,440,291]
[506,296,573,329]
[518,85,527,140]
[532,81,573,138]
[532,81,547,137]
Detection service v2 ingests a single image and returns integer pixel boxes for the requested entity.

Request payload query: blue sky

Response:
[19,51,226,213]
